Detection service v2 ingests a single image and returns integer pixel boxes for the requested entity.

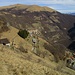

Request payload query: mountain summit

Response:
[0,4,56,12]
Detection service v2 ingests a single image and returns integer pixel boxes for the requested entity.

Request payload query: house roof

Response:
[0,38,10,44]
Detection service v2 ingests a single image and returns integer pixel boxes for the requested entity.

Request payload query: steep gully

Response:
[68,23,75,51]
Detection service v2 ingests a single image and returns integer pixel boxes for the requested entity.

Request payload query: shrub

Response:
[32,47,40,56]
[44,43,66,62]
[55,61,65,71]
[19,46,28,53]
[18,29,29,39]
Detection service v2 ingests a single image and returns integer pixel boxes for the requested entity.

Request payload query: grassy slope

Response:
[0,26,75,75]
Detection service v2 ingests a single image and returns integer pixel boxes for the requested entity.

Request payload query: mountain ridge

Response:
[0,4,56,12]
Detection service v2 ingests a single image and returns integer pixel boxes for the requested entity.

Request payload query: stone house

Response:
[0,38,10,46]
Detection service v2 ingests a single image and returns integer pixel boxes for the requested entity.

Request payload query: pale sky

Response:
[0,0,75,13]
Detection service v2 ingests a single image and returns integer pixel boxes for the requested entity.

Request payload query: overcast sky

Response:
[0,0,75,13]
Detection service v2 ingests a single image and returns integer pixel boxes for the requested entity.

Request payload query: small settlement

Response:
[0,38,10,46]
[66,51,75,70]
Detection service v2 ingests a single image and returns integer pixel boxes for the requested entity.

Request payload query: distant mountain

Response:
[68,13,75,16]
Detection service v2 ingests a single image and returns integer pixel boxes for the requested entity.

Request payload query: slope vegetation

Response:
[0,4,75,75]
[0,26,75,75]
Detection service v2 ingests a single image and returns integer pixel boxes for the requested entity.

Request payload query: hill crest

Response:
[0,4,56,12]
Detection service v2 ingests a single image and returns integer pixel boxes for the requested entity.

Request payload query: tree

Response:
[18,29,29,39]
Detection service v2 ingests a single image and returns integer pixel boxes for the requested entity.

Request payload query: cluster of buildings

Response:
[66,51,75,70]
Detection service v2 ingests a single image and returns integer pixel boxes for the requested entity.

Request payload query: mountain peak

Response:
[0,4,56,12]
[26,5,55,12]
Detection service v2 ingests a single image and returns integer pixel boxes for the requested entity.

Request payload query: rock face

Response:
[0,4,75,60]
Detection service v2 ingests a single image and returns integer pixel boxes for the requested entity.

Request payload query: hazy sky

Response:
[0,0,75,13]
